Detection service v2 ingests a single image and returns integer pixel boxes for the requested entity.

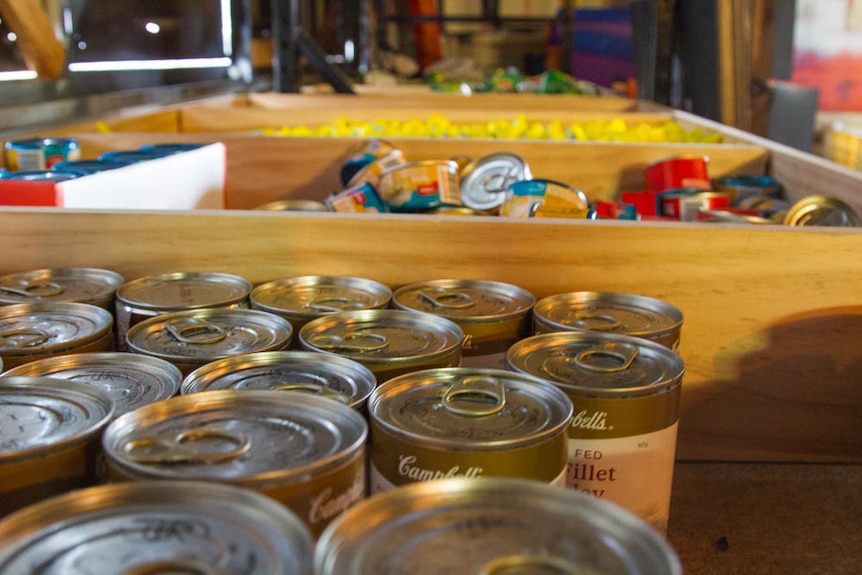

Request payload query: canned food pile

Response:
[262,113,723,143]
[0,265,687,572]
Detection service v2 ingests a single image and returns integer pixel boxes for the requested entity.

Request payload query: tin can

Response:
[368,367,572,493]
[126,308,294,376]
[181,350,377,410]
[254,199,330,211]
[659,188,730,221]
[299,309,463,383]
[0,376,113,517]
[102,390,368,538]
[783,194,862,227]
[3,137,81,172]
[644,155,710,192]
[0,302,114,370]
[499,179,590,218]
[392,279,535,368]
[0,480,314,575]
[533,291,684,351]
[714,174,784,205]
[3,170,84,182]
[376,160,460,212]
[458,152,532,211]
[251,275,392,336]
[0,266,124,310]
[315,476,682,575]
[2,352,182,417]
[736,194,794,222]
[115,271,253,351]
[50,159,130,175]
[340,138,400,186]
[139,142,206,154]
[507,331,685,534]
[97,149,168,164]
[346,149,406,188]
[326,182,389,213]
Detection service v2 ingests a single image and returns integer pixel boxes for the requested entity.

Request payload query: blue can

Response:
[97,150,167,164]
[52,159,130,175]
[3,138,81,172]
[138,143,206,154]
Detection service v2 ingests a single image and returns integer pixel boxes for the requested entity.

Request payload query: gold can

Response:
[0,376,113,517]
[0,267,124,311]
[250,275,392,337]
[376,160,461,212]
[181,350,377,411]
[299,309,463,383]
[368,367,572,493]
[507,331,685,534]
[101,390,367,539]
[253,198,330,212]
[125,308,294,376]
[0,481,315,574]
[0,302,114,370]
[392,278,535,368]
[315,477,682,574]
[533,291,684,351]
[114,271,253,351]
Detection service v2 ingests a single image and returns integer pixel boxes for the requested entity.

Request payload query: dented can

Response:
[2,352,182,417]
[392,278,535,368]
[533,291,684,351]
[125,308,294,376]
[0,302,114,370]
[326,182,389,213]
[0,376,113,517]
[458,152,532,211]
[376,160,460,212]
[345,149,406,188]
[102,390,368,538]
[507,331,685,534]
[368,367,572,493]
[340,138,400,186]
[0,480,314,575]
[181,350,377,410]
[0,267,124,311]
[251,275,392,335]
[299,309,463,383]
[315,477,682,575]
[500,179,590,218]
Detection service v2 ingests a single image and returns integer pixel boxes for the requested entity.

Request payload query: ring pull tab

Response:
[572,312,622,332]
[574,342,639,373]
[165,317,227,345]
[442,375,506,417]
[0,328,51,348]
[479,554,581,575]
[306,295,360,313]
[418,287,474,309]
[0,281,65,299]
[122,429,251,464]
[310,330,390,353]
[482,165,521,195]
[272,382,352,405]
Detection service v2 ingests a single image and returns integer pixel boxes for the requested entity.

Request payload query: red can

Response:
[644,156,710,192]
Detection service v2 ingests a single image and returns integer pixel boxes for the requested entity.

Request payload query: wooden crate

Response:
[1,93,860,465]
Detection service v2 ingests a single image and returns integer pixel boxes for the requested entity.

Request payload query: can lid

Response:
[299,309,463,366]
[0,376,113,462]
[116,271,252,312]
[3,352,182,417]
[314,477,681,575]
[251,275,392,321]
[0,302,113,356]
[102,390,367,482]
[782,195,862,227]
[4,137,79,150]
[459,152,532,210]
[254,199,331,212]
[126,308,293,364]
[369,367,572,449]
[392,279,535,323]
[0,267,124,306]
[0,480,314,575]
[506,331,684,397]
[533,291,682,339]
[181,350,377,409]
[5,170,82,182]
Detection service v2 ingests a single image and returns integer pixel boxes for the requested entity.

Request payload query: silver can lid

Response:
[116,271,252,313]
[459,152,532,210]
[315,477,682,575]
[392,279,535,323]
[369,367,572,450]
[251,275,392,322]
[126,308,293,365]
[0,480,314,575]
[181,350,377,409]
[0,267,124,306]
[506,331,685,397]
[3,352,182,417]
[0,302,113,357]
[0,376,114,462]
[102,390,367,483]
[299,309,463,368]
[534,291,682,339]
